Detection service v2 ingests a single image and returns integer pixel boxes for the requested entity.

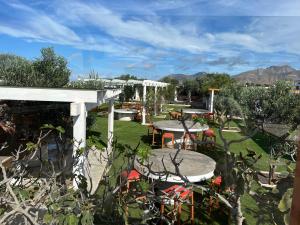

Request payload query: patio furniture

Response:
[114,109,138,121]
[182,133,197,151]
[148,124,161,146]
[153,120,209,148]
[162,132,175,148]
[182,109,209,120]
[120,169,141,194]
[169,111,182,120]
[202,129,216,147]
[134,148,216,183]
[160,184,194,225]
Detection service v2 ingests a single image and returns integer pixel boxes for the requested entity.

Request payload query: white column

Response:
[142,84,147,125]
[71,102,87,188]
[154,86,157,116]
[174,88,178,102]
[107,99,114,152]
[210,89,215,113]
[134,87,140,101]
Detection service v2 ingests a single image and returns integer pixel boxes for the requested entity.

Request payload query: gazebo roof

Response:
[0,86,121,104]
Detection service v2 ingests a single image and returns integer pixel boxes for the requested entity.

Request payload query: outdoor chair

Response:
[120,169,141,194]
[162,132,175,148]
[182,133,197,151]
[160,184,194,225]
[191,114,198,120]
[169,111,182,120]
[209,176,222,215]
[147,124,160,146]
[119,169,146,217]
[202,129,216,147]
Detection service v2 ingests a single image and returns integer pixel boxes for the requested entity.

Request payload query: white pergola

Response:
[80,78,169,124]
[0,86,121,187]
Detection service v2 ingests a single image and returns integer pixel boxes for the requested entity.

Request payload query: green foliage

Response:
[196,73,234,93]
[116,74,138,80]
[44,188,94,225]
[136,147,151,164]
[278,188,293,225]
[87,135,106,150]
[33,47,70,87]
[0,54,34,86]
[0,47,70,87]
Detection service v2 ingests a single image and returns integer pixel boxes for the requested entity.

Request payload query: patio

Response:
[90,113,294,224]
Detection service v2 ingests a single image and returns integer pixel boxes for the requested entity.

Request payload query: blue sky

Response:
[0,0,300,80]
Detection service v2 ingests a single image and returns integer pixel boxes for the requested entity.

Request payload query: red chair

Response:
[162,132,175,148]
[202,129,216,147]
[120,169,141,193]
[160,185,194,225]
[182,133,197,150]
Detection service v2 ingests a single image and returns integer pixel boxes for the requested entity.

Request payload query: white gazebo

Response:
[80,78,169,125]
[0,86,121,188]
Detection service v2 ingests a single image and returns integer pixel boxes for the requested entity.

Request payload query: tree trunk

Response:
[236,196,245,225]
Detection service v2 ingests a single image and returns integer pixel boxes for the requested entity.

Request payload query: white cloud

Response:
[55,1,210,53]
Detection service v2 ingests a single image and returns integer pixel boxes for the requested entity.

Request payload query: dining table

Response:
[134,148,216,183]
[152,120,209,147]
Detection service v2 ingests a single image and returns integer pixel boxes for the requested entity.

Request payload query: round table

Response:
[114,109,137,121]
[182,109,209,119]
[153,120,209,147]
[134,148,216,183]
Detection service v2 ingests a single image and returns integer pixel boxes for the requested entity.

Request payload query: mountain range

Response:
[163,65,300,85]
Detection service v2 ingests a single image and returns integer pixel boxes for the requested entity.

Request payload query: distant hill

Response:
[234,65,300,85]
[162,72,207,83]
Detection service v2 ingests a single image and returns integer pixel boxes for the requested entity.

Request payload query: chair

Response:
[162,132,175,148]
[209,176,222,215]
[120,169,141,194]
[160,185,194,225]
[202,129,216,147]
[191,114,198,120]
[169,111,182,120]
[147,124,160,146]
[182,133,197,151]
[120,169,145,217]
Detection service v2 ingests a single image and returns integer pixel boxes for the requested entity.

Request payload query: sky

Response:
[0,0,300,80]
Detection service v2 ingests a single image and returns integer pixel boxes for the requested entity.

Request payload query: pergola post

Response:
[142,84,147,125]
[107,99,114,152]
[290,139,300,225]
[134,87,140,101]
[174,88,178,102]
[210,89,215,113]
[154,86,158,116]
[71,102,87,188]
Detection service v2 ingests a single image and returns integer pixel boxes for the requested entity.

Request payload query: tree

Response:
[196,73,235,94]
[0,54,35,87]
[0,48,70,88]
[33,47,70,87]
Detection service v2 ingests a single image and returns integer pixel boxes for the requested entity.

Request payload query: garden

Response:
[0,48,299,225]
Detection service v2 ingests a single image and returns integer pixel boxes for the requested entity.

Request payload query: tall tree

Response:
[33,47,70,87]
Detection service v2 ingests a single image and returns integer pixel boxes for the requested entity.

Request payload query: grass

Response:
[89,115,289,225]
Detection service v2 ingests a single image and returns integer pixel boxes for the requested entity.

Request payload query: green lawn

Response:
[90,115,288,225]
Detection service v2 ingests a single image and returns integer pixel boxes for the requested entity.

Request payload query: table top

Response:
[182,108,210,114]
[114,109,137,113]
[134,148,216,183]
[153,120,209,132]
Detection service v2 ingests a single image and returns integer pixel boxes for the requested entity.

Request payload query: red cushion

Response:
[121,169,141,180]
[162,185,192,199]
[212,176,222,186]
[163,133,174,138]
